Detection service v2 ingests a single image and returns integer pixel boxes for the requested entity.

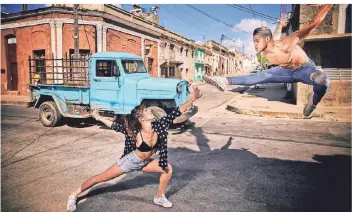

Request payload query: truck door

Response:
[90,58,123,111]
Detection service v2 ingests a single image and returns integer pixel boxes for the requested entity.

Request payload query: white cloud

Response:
[114,4,122,8]
[223,38,256,56]
[45,4,52,7]
[195,40,204,45]
[233,18,276,34]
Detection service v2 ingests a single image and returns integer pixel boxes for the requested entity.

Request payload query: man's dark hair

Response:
[253,27,273,39]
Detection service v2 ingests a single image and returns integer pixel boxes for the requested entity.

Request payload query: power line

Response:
[167,5,208,33]
[228,4,278,21]
[185,4,251,34]
[164,5,208,34]
[160,5,207,35]
[171,4,210,30]
[248,5,257,20]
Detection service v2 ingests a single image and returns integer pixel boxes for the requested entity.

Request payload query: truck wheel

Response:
[39,101,63,127]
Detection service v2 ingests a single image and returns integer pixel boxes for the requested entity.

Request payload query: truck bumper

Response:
[173,105,198,124]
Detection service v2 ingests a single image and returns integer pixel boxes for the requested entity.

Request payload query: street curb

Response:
[226,105,323,120]
[1,101,31,107]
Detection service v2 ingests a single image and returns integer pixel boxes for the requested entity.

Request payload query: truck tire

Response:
[39,101,63,127]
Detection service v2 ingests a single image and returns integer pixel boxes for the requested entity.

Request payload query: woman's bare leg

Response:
[141,159,173,197]
[70,163,125,197]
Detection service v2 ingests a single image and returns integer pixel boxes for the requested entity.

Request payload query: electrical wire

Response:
[185,4,251,34]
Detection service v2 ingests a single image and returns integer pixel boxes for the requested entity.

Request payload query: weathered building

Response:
[205,40,229,76]
[1,4,200,96]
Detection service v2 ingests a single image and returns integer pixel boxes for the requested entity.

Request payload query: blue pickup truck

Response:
[29,52,197,127]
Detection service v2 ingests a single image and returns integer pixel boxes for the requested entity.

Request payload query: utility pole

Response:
[218,34,224,76]
[73,4,79,59]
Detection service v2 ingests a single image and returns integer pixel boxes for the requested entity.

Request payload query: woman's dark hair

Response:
[253,27,273,39]
[125,105,144,138]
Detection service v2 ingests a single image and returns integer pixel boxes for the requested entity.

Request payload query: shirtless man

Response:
[203,4,333,117]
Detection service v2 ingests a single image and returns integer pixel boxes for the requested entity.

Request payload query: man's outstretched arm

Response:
[273,15,287,40]
[281,4,334,51]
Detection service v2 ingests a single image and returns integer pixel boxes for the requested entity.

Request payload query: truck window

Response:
[96,60,116,77]
[121,60,147,74]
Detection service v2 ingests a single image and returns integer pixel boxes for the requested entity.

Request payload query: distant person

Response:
[203,5,333,117]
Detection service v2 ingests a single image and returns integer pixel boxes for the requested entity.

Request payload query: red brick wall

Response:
[62,24,96,57]
[107,29,141,56]
[144,39,158,77]
[1,24,52,95]
[2,13,102,25]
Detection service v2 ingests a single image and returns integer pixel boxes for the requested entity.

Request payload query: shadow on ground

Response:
[76,124,351,212]
[234,83,296,105]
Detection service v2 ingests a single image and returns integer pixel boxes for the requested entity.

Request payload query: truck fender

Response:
[34,94,69,115]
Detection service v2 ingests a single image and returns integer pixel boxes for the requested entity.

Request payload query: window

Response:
[96,60,116,77]
[169,67,175,77]
[169,44,175,50]
[7,37,16,44]
[192,50,194,58]
[33,49,46,84]
[185,49,188,57]
[121,60,147,74]
[69,49,91,58]
[180,47,183,56]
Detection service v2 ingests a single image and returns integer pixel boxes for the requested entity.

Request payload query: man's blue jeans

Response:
[228,60,329,106]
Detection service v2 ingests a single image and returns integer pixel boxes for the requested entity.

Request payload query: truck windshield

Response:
[121,60,147,74]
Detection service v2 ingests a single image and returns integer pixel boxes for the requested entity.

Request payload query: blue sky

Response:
[1,4,292,55]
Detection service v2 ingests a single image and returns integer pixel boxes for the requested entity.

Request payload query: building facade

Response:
[193,47,205,81]
[1,4,203,95]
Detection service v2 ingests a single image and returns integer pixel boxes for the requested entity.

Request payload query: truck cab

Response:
[30,52,197,127]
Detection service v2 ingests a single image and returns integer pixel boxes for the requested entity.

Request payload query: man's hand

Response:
[273,15,287,40]
[278,15,287,27]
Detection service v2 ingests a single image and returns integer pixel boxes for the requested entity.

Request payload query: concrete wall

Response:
[299,5,338,34]
[294,80,351,107]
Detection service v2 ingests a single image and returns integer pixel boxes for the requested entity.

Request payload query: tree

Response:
[256,53,270,70]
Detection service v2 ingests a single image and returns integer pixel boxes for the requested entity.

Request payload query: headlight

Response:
[176,84,182,93]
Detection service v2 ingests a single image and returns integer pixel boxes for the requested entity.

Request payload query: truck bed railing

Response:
[29,53,90,87]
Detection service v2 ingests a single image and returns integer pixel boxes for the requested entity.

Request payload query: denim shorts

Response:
[117,151,149,173]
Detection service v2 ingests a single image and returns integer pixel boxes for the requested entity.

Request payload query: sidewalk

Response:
[225,84,351,122]
[1,95,31,107]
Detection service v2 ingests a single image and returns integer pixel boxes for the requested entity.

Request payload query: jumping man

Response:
[203,5,333,117]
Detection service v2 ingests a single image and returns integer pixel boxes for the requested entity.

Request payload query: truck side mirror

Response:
[113,65,120,77]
